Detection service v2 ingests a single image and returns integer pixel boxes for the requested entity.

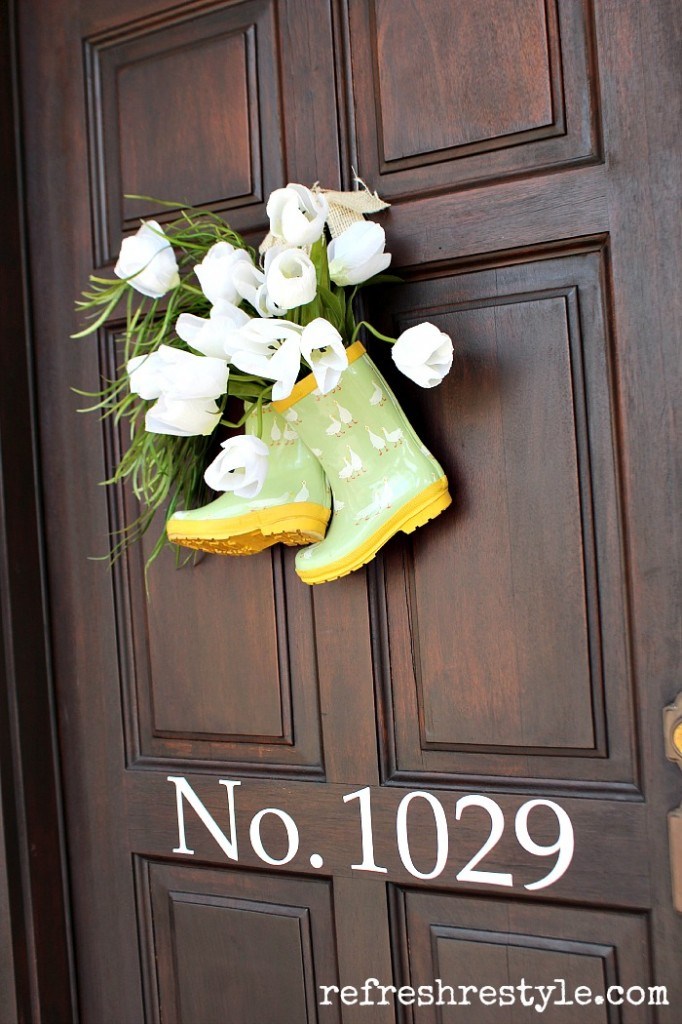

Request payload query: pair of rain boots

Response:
[167,342,451,584]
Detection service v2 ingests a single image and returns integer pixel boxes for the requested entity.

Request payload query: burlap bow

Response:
[259,179,389,254]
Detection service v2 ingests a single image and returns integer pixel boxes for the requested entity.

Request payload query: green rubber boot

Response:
[166,404,331,555]
[273,341,451,584]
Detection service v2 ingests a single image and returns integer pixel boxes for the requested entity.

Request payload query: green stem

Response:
[230,373,267,385]
[180,281,204,296]
[350,320,397,346]
[71,284,126,338]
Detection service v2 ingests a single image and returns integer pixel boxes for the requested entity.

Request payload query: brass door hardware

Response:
[664,693,682,910]
[663,691,682,769]
[669,805,682,913]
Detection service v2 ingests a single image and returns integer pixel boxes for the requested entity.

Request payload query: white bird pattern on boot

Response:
[326,416,344,437]
[294,481,309,502]
[365,426,387,454]
[369,383,385,407]
[383,426,403,446]
[347,447,364,475]
[249,490,292,511]
[377,477,393,510]
[335,401,356,425]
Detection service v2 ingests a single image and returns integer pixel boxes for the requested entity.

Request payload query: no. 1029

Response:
[167,778,574,891]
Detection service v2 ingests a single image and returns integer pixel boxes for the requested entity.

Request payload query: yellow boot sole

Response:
[166,502,331,556]
[296,479,451,584]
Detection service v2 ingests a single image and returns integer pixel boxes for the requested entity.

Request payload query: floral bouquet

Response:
[76,182,454,584]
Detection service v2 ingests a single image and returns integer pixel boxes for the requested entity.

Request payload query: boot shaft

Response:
[166,401,330,554]
[274,342,445,519]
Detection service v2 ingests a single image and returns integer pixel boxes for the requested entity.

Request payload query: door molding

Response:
[0,2,75,1020]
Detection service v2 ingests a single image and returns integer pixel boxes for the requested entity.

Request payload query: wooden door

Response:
[15,0,680,1020]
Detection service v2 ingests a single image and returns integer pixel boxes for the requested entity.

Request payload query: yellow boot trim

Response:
[166,502,331,556]
[297,479,451,585]
[273,341,366,412]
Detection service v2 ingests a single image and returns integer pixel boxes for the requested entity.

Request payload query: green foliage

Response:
[295,239,355,338]
[74,203,267,570]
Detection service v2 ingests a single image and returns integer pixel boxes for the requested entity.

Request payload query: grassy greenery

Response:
[74,203,270,569]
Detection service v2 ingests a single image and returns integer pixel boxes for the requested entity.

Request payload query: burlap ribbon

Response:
[259,179,389,254]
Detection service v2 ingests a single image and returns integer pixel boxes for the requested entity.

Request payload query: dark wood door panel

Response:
[83,0,342,268]
[112,505,325,773]
[85,0,283,264]
[392,889,651,1023]
[142,860,339,1023]
[123,542,325,772]
[378,167,610,271]
[348,0,601,198]
[368,247,634,791]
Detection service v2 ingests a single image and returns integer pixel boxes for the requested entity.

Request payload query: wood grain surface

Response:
[2,0,679,1021]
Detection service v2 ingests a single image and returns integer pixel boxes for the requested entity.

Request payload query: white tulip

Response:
[194,241,254,306]
[127,345,229,401]
[175,304,251,360]
[327,221,391,286]
[204,434,269,498]
[231,261,286,318]
[266,184,328,245]
[145,396,221,436]
[262,337,303,401]
[114,221,179,299]
[264,246,317,309]
[231,317,303,356]
[391,323,453,388]
[300,318,348,393]
[231,319,303,401]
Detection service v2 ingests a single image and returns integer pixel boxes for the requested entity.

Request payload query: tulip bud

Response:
[327,221,391,287]
[115,221,179,299]
[204,435,270,498]
[391,323,453,388]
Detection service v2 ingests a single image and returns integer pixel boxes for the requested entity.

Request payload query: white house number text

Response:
[168,778,574,891]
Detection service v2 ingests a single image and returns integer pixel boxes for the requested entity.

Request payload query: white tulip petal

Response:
[264,247,317,309]
[174,313,203,347]
[300,318,348,394]
[231,261,263,307]
[391,323,453,388]
[126,352,165,400]
[266,184,328,246]
[176,305,251,360]
[145,396,221,436]
[231,324,303,401]
[256,284,283,318]
[269,337,304,400]
[194,242,253,306]
[115,221,180,299]
[327,221,391,287]
[204,435,269,497]
[127,345,229,400]
[233,317,303,351]
[229,262,283,319]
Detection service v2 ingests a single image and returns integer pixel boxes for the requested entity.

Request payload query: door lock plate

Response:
[663,691,682,768]
[669,805,682,913]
